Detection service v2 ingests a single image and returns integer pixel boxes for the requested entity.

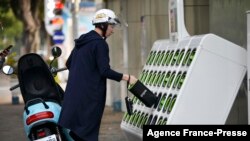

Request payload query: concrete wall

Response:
[185,0,209,35]
[210,0,250,48]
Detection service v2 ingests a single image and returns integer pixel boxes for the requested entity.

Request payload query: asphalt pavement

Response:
[0,104,128,141]
[0,73,128,141]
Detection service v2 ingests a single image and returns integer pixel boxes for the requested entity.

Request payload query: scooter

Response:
[2,46,72,141]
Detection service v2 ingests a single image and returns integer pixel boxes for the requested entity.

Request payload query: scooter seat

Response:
[17,54,61,105]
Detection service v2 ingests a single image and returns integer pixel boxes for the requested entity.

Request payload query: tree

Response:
[10,0,43,54]
[0,0,22,49]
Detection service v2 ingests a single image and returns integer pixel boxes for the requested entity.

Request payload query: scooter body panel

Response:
[23,102,61,136]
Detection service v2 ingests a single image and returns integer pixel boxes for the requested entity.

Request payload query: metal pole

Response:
[72,0,79,40]
[121,0,128,112]
[247,10,250,124]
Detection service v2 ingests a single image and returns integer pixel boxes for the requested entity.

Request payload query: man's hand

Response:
[129,75,138,85]
[0,45,12,58]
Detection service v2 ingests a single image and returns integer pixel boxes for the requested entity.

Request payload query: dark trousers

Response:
[69,131,86,141]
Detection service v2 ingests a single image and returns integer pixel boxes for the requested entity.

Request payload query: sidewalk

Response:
[0,104,128,141]
[0,73,128,141]
[0,73,12,104]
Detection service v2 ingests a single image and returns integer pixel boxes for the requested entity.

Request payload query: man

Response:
[58,9,137,141]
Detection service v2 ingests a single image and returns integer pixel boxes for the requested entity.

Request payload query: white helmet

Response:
[92,9,120,25]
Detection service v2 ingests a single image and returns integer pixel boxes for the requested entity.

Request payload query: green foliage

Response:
[46,58,58,68]
[0,0,11,13]
[5,51,18,78]
[0,0,23,50]
[5,51,17,68]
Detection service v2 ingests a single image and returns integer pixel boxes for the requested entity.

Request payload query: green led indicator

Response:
[166,50,174,66]
[153,51,161,66]
[145,71,153,85]
[149,51,156,65]
[133,112,140,126]
[137,113,144,127]
[187,49,196,66]
[123,112,128,121]
[177,72,186,89]
[157,117,163,125]
[176,49,185,66]
[161,118,168,125]
[146,51,153,65]
[167,95,177,114]
[138,71,144,81]
[149,71,157,86]
[132,96,138,104]
[153,72,160,86]
[157,51,165,66]
[142,70,149,83]
[173,72,182,89]
[163,94,172,113]
[157,72,165,87]
[167,71,176,88]
[162,51,170,66]
[182,49,191,66]
[171,50,180,66]
[157,94,167,111]
[162,71,171,87]
[139,71,144,82]
[129,111,136,124]
[147,51,153,65]
[155,72,162,87]
[126,114,131,122]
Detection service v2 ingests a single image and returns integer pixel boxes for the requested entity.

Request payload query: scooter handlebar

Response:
[53,67,68,73]
[9,67,67,91]
[10,84,19,91]
[51,67,68,75]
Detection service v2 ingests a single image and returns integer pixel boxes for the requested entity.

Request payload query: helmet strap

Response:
[96,23,109,40]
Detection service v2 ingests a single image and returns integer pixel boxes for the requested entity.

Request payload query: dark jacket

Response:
[58,30,123,141]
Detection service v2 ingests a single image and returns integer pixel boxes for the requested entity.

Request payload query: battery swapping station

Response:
[120,0,247,140]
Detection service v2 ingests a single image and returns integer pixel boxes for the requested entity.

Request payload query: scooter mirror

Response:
[51,46,62,58]
[2,65,14,75]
